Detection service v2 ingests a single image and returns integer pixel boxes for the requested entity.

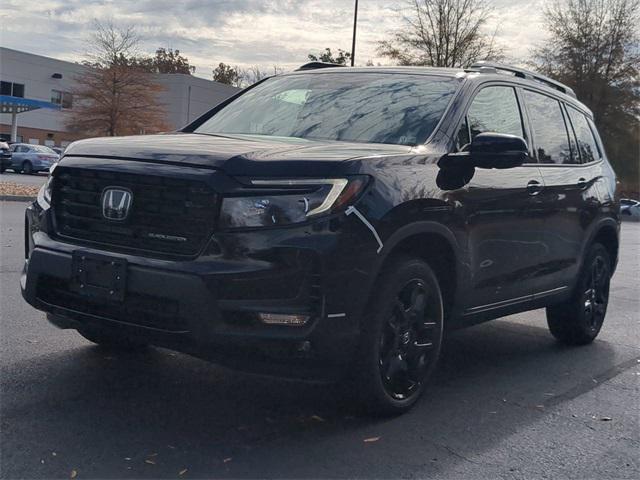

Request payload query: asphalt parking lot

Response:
[0,171,49,187]
[1,200,638,479]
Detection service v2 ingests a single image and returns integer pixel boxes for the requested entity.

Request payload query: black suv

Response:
[22,62,620,414]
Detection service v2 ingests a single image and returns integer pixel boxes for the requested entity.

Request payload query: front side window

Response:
[194,73,459,146]
[467,86,524,139]
[524,90,575,164]
[567,107,600,163]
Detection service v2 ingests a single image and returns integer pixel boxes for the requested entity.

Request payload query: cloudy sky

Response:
[1,0,549,79]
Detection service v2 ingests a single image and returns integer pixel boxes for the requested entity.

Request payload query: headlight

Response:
[220,177,368,228]
[39,164,56,204]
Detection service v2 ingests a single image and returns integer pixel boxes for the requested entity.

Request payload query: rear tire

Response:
[546,243,611,345]
[21,161,33,175]
[78,328,148,352]
[352,255,444,416]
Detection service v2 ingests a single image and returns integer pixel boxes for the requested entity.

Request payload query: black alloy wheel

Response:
[379,278,440,400]
[582,253,610,332]
[547,243,611,345]
[354,255,444,415]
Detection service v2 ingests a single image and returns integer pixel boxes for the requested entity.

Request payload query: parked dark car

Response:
[0,141,11,173]
[22,62,620,414]
[9,143,59,174]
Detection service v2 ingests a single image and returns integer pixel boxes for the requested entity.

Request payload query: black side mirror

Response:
[439,132,528,170]
[470,132,528,169]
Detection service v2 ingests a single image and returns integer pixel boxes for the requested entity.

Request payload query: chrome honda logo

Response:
[101,187,132,221]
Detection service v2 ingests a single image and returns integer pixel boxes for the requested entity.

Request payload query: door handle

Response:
[577,177,588,188]
[526,180,543,195]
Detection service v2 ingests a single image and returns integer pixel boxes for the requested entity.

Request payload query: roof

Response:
[0,95,61,114]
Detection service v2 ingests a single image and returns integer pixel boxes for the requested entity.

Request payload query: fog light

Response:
[258,313,310,326]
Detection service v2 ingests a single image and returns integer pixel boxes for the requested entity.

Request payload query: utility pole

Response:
[351,0,359,67]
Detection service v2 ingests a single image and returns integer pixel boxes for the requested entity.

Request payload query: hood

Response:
[63,133,412,176]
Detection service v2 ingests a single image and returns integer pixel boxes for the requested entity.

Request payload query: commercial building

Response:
[0,47,240,147]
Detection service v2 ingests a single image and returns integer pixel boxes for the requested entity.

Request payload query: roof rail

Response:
[467,61,577,99]
[296,62,346,71]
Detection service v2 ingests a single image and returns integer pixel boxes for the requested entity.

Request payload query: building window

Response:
[0,81,25,97]
[51,89,73,108]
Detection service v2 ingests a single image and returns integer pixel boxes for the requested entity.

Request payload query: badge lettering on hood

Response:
[147,233,188,242]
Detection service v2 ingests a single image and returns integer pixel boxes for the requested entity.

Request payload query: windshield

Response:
[194,73,459,146]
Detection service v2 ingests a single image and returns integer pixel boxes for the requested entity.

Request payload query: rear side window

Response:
[467,86,524,139]
[567,107,601,163]
[523,90,575,164]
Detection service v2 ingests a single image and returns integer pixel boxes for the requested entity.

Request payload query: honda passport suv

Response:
[22,62,620,414]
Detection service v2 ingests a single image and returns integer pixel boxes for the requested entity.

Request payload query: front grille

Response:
[52,167,218,257]
[36,275,187,333]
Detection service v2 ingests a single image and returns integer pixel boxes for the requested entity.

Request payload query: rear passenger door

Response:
[453,85,547,312]
[521,89,594,294]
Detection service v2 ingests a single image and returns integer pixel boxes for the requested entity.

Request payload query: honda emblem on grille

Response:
[101,187,133,221]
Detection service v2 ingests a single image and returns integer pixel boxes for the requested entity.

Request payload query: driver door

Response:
[451,85,546,314]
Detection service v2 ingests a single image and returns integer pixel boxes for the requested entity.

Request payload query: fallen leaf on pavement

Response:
[364,437,380,443]
[70,470,78,479]
[179,468,188,476]
[223,457,232,463]
[600,416,613,421]
[145,459,156,465]
[310,415,325,422]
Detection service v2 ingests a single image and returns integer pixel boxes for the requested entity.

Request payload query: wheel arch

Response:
[365,222,466,323]
[589,220,620,273]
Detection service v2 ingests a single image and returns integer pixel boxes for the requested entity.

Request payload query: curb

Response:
[0,195,36,202]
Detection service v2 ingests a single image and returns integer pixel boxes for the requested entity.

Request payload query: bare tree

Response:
[67,21,168,137]
[238,65,285,87]
[378,0,502,67]
[533,0,640,194]
[214,63,284,88]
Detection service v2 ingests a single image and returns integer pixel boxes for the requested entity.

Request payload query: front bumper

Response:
[21,198,379,380]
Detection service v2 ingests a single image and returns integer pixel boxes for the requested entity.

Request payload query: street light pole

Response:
[351,0,359,67]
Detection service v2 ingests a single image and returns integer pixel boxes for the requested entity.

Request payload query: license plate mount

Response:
[71,252,127,302]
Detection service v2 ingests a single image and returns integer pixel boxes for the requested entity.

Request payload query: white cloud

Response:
[0,0,545,78]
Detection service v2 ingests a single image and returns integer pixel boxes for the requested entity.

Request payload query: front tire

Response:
[21,161,33,175]
[353,255,444,415]
[546,243,611,345]
[78,328,148,352]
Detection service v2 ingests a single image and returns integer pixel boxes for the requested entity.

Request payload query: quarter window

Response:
[523,90,575,164]
[567,107,600,163]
